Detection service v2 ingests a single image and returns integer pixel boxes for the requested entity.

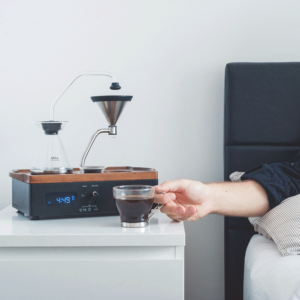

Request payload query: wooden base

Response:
[10,167,158,184]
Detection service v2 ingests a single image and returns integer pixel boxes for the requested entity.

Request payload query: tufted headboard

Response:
[224,62,300,300]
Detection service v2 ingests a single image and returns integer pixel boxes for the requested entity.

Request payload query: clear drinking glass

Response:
[113,185,163,228]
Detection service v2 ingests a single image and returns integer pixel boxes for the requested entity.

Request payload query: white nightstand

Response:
[0,206,185,300]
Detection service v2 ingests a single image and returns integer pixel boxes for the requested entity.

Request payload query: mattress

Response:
[244,234,300,300]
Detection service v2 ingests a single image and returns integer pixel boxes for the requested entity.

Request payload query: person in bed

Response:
[154,151,300,221]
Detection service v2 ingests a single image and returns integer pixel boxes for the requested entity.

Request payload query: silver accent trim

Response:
[121,222,149,228]
[108,125,117,135]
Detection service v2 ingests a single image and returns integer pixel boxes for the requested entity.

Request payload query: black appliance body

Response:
[12,178,158,220]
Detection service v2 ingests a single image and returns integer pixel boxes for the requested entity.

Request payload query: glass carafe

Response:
[30,121,72,174]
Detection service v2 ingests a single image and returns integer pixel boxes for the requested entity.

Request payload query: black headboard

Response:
[224,62,300,300]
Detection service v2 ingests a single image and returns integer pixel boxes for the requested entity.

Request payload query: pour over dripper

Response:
[80,95,132,173]
[91,95,132,126]
[30,121,72,174]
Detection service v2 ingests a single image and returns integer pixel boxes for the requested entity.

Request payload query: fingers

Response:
[154,192,176,205]
[167,213,196,222]
[155,179,190,193]
[161,201,185,215]
[161,202,198,221]
[154,179,190,204]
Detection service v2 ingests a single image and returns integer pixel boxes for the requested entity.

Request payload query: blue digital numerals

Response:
[46,193,76,206]
[56,197,70,204]
[56,196,76,204]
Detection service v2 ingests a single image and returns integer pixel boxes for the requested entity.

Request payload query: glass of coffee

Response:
[113,185,164,228]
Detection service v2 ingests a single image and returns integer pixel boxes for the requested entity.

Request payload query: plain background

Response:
[1,1,300,299]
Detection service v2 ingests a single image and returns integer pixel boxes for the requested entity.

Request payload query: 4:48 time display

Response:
[56,196,75,204]
[46,192,77,206]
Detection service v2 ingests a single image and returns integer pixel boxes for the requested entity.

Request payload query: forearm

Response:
[207,180,270,217]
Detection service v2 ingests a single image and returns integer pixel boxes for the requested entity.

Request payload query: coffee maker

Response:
[10,72,158,220]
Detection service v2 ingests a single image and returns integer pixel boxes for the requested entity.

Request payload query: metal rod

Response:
[49,72,118,121]
[80,128,110,167]
[80,126,117,167]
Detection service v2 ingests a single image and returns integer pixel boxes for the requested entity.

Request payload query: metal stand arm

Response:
[80,128,110,168]
[80,126,117,168]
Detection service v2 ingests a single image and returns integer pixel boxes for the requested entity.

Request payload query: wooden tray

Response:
[9,167,158,184]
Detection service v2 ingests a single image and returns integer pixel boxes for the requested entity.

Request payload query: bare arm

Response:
[207,180,269,217]
[154,179,269,221]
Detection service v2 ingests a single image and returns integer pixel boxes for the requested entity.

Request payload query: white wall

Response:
[1,1,300,299]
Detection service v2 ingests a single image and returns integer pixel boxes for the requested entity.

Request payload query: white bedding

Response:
[244,234,300,300]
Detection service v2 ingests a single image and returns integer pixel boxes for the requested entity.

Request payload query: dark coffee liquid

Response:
[115,196,154,223]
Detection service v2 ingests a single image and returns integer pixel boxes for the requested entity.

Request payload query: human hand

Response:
[154,179,213,221]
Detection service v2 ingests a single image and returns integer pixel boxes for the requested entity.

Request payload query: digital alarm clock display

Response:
[46,192,77,206]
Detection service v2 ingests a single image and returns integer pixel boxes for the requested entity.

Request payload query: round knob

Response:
[93,191,99,197]
[82,191,88,198]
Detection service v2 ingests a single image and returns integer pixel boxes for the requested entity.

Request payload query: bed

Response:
[244,235,300,300]
[224,62,300,300]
